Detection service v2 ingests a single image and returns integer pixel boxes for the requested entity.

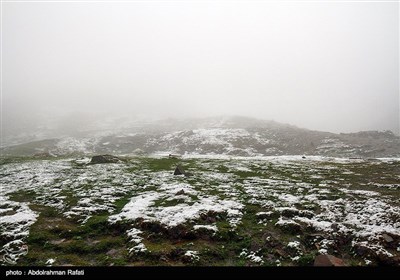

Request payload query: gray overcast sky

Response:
[2,1,399,135]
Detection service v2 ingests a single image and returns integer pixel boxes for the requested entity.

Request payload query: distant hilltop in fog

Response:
[1,116,399,158]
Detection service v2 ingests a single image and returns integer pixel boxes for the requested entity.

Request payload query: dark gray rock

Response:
[174,165,185,175]
[90,155,121,164]
[382,233,394,243]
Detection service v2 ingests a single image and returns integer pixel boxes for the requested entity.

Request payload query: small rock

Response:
[173,165,193,176]
[331,223,339,231]
[314,255,345,266]
[174,165,186,175]
[49,239,65,245]
[382,233,394,243]
[355,244,371,257]
[176,189,185,195]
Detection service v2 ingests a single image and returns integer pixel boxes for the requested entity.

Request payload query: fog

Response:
[2,1,399,137]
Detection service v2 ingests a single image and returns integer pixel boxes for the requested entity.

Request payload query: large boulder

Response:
[90,155,121,164]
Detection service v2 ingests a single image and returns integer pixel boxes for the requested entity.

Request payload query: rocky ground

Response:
[0,155,399,266]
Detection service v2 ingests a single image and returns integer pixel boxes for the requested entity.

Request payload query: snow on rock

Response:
[184,250,200,262]
[287,241,301,249]
[126,228,147,255]
[239,249,264,265]
[193,224,218,233]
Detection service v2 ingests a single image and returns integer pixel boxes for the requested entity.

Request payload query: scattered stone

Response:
[89,155,121,164]
[382,233,394,243]
[173,165,193,177]
[314,255,345,266]
[176,189,185,195]
[174,165,186,175]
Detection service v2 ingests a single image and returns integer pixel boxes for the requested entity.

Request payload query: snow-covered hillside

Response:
[1,116,399,158]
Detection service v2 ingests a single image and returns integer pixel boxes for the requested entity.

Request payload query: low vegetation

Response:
[1,155,399,266]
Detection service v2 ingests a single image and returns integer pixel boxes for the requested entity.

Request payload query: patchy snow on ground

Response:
[1,154,399,265]
[110,190,243,228]
[126,228,147,255]
[239,249,264,265]
[0,202,38,239]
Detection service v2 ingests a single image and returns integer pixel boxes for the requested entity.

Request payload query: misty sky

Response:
[2,1,399,135]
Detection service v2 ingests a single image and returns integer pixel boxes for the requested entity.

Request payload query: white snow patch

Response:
[184,250,200,261]
[239,249,264,264]
[46,258,56,265]
[193,224,218,232]
[287,241,301,249]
